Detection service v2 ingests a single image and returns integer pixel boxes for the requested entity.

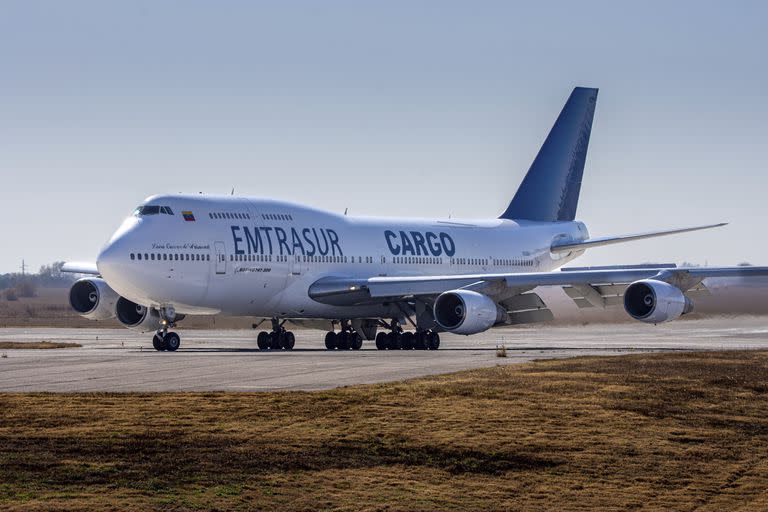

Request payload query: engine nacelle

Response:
[115,296,162,332]
[624,279,693,324]
[68,278,118,321]
[433,290,505,335]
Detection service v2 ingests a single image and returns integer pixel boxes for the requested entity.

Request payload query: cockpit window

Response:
[134,205,174,217]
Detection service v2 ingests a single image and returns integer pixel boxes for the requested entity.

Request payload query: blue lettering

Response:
[302,228,316,256]
[399,231,415,255]
[313,228,329,256]
[275,227,290,255]
[244,226,262,254]
[426,232,441,256]
[327,229,343,256]
[411,231,428,256]
[291,227,305,255]
[259,227,274,254]
[385,230,400,255]
[440,232,455,257]
[231,226,244,255]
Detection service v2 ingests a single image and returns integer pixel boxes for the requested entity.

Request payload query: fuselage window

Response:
[130,253,135,260]
[151,254,155,260]
[137,253,142,260]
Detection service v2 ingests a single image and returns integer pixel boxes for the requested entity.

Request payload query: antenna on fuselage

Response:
[344,208,348,215]
[231,187,235,196]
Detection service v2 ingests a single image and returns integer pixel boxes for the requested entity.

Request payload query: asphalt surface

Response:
[0,317,767,392]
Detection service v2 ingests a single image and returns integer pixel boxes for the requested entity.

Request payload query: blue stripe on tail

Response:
[500,87,598,222]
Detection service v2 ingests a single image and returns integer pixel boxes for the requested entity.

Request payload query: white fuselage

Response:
[96,194,588,319]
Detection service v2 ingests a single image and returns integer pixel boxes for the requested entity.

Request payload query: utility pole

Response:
[21,259,26,276]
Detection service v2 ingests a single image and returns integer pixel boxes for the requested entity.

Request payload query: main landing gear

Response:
[257,318,296,350]
[324,322,364,351]
[375,329,440,350]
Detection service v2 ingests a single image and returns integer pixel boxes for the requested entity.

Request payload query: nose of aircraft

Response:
[96,216,142,293]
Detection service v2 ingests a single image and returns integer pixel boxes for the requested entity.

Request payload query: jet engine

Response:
[623,279,693,324]
[68,278,118,321]
[115,296,162,332]
[433,290,506,335]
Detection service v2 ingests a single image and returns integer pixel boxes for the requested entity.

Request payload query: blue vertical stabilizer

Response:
[500,87,598,222]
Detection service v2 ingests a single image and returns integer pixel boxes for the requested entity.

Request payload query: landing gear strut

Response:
[324,321,363,350]
[257,318,296,350]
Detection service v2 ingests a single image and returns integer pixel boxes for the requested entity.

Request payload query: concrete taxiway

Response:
[0,317,767,392]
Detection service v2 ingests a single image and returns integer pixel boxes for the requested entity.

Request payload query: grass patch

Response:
[0,341,81,350]
[1,351,768,510]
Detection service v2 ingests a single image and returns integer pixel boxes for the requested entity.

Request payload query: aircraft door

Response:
[214,241,227,274]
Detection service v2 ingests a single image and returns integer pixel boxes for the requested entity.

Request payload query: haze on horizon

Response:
[1,0,766,274]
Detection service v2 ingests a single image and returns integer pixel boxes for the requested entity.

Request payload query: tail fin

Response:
[500,87,598,222]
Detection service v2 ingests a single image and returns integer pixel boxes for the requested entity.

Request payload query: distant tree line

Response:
[0,262,76,300]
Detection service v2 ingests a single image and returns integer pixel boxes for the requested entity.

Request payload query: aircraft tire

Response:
[257,331,269,350]
[164,332,181,352]
[427,331,440,350]
[282,331,295,350]
[337,331,351,350]
[387,332,401,350]
[401,332,414,350]
[375,332,387,350]
[324,331,337,350]
[414,331,427,350]
[269,332,282,350]
[152,333,167,351]
[351,332,363,350]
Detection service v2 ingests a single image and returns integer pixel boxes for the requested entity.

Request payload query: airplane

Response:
[63,87,768,352]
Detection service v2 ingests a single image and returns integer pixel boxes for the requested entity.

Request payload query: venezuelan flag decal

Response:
[182,211,195,221]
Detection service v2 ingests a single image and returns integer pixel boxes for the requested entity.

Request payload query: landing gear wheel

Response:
[351,332,363,350]
[386,332,402,350]
[375,332,387,350]
[427,331,440,350]
[164,332,181,352]
[152,333,167,351]
[281,331,295,350]
[337,331,351,350]
[325,331,337,350]
[414,331,427,350]
[270,332,285,350]
[257,331,269,350]
[400,332,414,350]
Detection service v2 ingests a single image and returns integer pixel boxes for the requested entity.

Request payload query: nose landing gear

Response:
[151,331,181,351]
[152,307,181,351]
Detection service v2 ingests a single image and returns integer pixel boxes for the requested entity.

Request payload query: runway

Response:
[0,317,767,392]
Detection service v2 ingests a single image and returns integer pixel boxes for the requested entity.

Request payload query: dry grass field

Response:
[0,341,81,350]
[1,351,768,511]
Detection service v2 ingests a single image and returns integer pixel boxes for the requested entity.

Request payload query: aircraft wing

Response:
[61,261,100,276]
[309,265,768,307]
[550,223,727,253]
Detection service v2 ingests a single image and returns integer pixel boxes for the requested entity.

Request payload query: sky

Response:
[1,0,766,273]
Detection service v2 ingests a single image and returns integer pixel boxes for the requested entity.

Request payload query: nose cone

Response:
[96,216,146,299]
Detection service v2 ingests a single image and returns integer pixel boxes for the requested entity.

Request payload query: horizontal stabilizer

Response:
[551,223,727,253]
